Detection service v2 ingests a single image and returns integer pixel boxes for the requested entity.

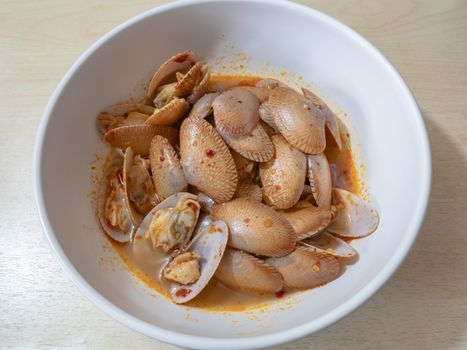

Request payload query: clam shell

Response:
[188,92,219,119]
[171,218,228,303]
[269,87,326,154]
[302,231,357,258]
[187,64,211,105]
[134,192,201,251]
[233,180,263,202]
[259,101,278,131]
[122,147,143,225]
[104,124,178,156]
[266,246,340,290]
[147,51,197,100]
[174,62,203,98]
[153,82,176,108]
[260,120,277,137]
[180,117,238,203]
[302,87,342,149]
[231,150,256,181]
[215,247,283,294]
[240,86,271,102]
[259,134,307,209]
[213,87,260,136]
[97,161,134,242]
[126,111,150,124]
[97,112,125,134]
[281,205,332,240]
[211,198,296,257]
[217,123,274,162]
[307,153,332,209]
[256,78,288,89]
[145,98,189,126]
[327,188,379,237]
[97,110,150,134]
[197,192,216,213]
[149,136,188,200]
[102,103,155,116]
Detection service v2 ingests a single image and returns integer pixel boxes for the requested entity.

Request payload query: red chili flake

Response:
[174,53,188,63]
[275,290,285,298]
[209,225,224,233]
[274,185,281,192]
[160,155,165,161]
[243,218,251,224]
[116,170,124,185]
[205,149,216,158]
[175,288,191,297]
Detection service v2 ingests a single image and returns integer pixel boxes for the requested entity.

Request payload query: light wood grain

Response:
[1,0,466,349]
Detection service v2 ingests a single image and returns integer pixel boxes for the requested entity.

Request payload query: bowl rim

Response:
[33,0,432,349]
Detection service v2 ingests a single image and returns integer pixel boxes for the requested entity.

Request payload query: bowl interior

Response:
[36,1,430,348]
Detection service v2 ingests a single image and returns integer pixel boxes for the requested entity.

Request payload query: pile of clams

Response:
[96,51,379,304]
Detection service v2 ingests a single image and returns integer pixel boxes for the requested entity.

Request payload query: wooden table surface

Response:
[1,0,466,349]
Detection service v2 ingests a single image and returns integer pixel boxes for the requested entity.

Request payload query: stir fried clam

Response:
[97,158,134,242]
[95,51,380,304]
[133,193,228,303]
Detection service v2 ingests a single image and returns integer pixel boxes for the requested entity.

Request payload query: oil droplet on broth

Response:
[99,75,363,311]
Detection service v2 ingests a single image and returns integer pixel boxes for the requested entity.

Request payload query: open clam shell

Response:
[134,192,201,252]
[170,217,228,303]
[217,122,274,162]
[233,180,263,202]
[145,97,189,126]
[104,124,178,156]
[307,153,332,209]
[180,117,238,203]
[123,147,156,226]
[187,64,211,105]
[173,62,203,98]
[266,246,340,290]
[269,87,326,154]
[188,92,219,119]
[327,188,379,237]
[153,83,176,108]
[302,87,342,149]
[260,134,307,209]
[147,51,197,100]
[280,204,332,240]
[215,247,283,294]
[97,160,134,242]
[212,87,260,136]
[211,198,296,257]
[301,231,357,258]
[149,135,188,200]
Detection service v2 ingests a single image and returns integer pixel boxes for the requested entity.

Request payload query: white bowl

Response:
[34,0,431,349]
